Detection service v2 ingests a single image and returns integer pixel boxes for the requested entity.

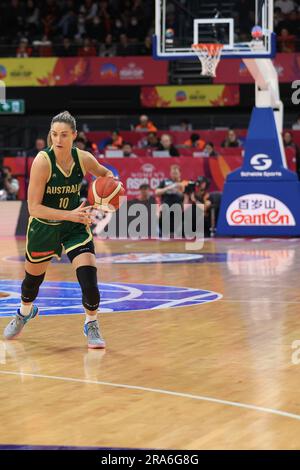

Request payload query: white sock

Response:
[20,303,33,317]
[85,313,98,324]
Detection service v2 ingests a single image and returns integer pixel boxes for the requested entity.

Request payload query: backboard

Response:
[154,0,275,59]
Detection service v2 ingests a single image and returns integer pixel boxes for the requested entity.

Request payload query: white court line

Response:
[0,369,300,422]
[220,299,300,304]
[152,292,222,309]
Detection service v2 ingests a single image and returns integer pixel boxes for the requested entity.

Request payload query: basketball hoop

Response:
[191,43,224,77]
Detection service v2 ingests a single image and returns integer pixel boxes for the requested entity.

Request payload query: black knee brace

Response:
[76,266,100,311]
[21,271,45,303]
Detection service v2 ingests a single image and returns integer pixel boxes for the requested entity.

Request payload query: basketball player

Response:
[3,111,115,348]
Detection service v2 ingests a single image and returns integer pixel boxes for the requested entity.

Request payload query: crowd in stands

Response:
[274,0,300,52]
[0,0,154,57]
[235,0,300,52]
[21,113,300,167]
[2,113,300,202]
[0,0,299,57]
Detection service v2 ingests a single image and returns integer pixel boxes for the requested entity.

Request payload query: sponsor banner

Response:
[217,107,300,236]
[0,57,168,87]
[226,194,296,226]
[226,108,296,183]
[214,53,300,84]
[3,156,243,200]
[141,85,240,107]
[99,156,242,198]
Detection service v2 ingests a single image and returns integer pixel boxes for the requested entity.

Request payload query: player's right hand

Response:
[68,202,94,225]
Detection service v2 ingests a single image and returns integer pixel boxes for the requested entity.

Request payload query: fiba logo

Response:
[165,28,174,39]
[250,154,272,171]
[165,28,174,47]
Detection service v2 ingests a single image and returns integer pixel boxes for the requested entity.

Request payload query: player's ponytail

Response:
[47,131,52,147]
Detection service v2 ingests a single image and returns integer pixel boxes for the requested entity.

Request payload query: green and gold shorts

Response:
[26,217,93,263]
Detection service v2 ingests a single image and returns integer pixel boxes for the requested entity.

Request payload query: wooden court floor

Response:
[1,236,300,450]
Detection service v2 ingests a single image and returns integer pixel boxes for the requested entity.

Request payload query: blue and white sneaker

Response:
[3,306,39,340]
[84,320,106,349]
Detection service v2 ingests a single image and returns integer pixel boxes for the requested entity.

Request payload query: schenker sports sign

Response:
[226,194,296,226]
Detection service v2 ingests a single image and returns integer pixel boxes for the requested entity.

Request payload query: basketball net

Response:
[191,43,224,77]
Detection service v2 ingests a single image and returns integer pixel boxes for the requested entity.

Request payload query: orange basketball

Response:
[88,176,125,212]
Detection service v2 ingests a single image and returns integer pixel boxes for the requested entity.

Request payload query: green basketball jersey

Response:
[41,146,85,214]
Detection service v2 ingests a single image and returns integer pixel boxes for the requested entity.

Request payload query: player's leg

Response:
[20,259,50,314]
[4,218,60,340]
[3,259,51,340]
[67,246,105,349]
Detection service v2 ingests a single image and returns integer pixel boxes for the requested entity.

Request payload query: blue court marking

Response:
[3,252,269,264]
[0,444,128,450]
[0,280,222,317]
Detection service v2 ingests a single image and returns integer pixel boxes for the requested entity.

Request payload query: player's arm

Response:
[79,150,114,178]
[28,153,92,224]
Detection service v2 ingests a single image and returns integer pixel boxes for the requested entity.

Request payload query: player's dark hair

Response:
[47,111,77,146]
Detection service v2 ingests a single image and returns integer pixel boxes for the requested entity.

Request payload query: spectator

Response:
[75,13,87,40]
[140,36,152,55]
[138,183,156,204]
[169,119,193,131]
[0,166,19,201]
[155,165,184,236]
[41,2,58,38]
[184,176,212,237]
[221,129,242,148]
[56,37,76,56]
[135,115,157,132]
[283,131,300,177]
[32,35,53,57]
[56,3,77,38]
[80,0,98,21]
[105,130,123,149]
[277,27,296,52]
[179,119,192,131]
[27,137,46,156]
[25,0,40,37]
[77,131,98,154]
[86,16,105,42]
[203,142,219,157]
[286,10,299,36]
[112,18,126,39]
[184,133,206,150]
[157,134,179,157]
[117,33,136,56]
[274,7,286,32]
[127,16,143,43]
[138,132,159,149]
[122,142,137,157]
[78,36,97,56]
[75,136,87,150]
[99,33,116,57]
[16,38,32,57]
[274,0,295,15]
[156,165,184,204]
[292,115,300,130]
